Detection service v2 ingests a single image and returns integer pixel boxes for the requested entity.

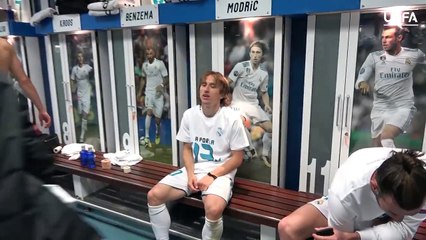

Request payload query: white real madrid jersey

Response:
[228,60,268,105]
[141,58,168,92]
[356,48,425,109]
[71,64,92,81]
[176,106,249,164]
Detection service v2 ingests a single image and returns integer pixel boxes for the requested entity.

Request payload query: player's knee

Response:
[204,202,225,219]
[278,217,298,239]
[147,185,165,205]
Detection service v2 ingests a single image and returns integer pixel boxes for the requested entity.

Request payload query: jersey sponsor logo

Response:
[379,71,410,79]
[239,81,257,92]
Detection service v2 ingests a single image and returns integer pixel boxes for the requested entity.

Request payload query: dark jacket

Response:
[0,81,101,240]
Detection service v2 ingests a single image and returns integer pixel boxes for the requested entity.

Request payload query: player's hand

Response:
[264,105,272,113]
[155,84,164,93]
[358,82,370,95]
[188,174,199,192]
[197,175,214,191]
[39,111,51,128]
[312,227,360,240]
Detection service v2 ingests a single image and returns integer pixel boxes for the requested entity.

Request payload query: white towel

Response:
[61,143,95,160]
[88,9,120,16]
[88,0,119,11]
[30,8,57,26]
[88,0,136,11]
[103,150,142,166]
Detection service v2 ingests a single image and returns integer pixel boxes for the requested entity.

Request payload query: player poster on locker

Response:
[132,27,172,164]
[351,10,426,152]
[224,18,275,183]
[66,33,101,147]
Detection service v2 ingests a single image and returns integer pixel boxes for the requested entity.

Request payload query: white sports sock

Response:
[80,119,88,141]
[202,217,223,240]
[262,132,272,156]
[145,115,152,138]
[381,139,395,148]
[148,204,170,240]
[88,9,120,16]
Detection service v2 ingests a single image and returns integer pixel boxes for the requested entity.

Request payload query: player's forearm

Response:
[334,229,361,240]
[262,92,270,108]
[182,144,195,175]
[356,218,422,240]
[210,150,244,177]
[162,77,169,86]
[19,77,47,112]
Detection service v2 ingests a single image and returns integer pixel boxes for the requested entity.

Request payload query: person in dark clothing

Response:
[0,38,101,240]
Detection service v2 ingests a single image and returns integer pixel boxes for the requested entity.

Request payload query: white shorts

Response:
[76,80,91,114]
[309,196,378,231]
[231,101,270,125]
[145,91,164,118]
[309,196,329,218]
[159,165,234,203]
[370,107,416,138]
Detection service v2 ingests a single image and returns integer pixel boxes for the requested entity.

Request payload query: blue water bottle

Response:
[87,146,96,169]
[80,145,88,167]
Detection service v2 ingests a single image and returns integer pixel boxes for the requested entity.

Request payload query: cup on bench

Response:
[122,165,131,173]
[101,159,111,169]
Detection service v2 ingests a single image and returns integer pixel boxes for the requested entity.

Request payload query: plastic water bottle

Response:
[80,145,88,167]
[87,146,96,169]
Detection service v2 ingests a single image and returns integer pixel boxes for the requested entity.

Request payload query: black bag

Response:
[55,0,97,14]
[41,133,60,153]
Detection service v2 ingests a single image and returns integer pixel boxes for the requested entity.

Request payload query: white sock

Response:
[381,139,395,148]
[80,119,88,141]
[262,132,272,156]
[148,204,170,240]
[145,115,152,138]
[202,217,223,240]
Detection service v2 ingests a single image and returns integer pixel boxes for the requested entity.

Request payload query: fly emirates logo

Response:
[380,67,410,79]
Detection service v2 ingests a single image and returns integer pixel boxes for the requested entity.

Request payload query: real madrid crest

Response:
[405,58,412,65]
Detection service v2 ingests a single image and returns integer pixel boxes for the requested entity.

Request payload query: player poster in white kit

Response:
[224,18,275,183]
[132,27,173,164]
[66,33,101,147]
[350,10,426,153]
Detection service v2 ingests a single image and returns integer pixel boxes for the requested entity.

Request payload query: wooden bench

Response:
[54,152,318,239]
[54,153,426,240]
